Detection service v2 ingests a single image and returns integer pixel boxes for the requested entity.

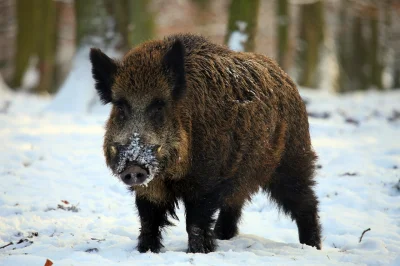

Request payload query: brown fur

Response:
[90,33,321,253]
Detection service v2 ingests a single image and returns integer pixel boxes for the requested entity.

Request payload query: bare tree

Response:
[106,0,155,52]
[296,0,325,88]
[10,0,38,90]
[8,0,58,94]
[276,0,290,70]
[0,0,15,85]
[75,0,110,48]
[33,0,57,94]
[337,0,387,92]
[392,2,400,88]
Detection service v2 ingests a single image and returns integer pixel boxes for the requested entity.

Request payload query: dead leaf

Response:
[44,259,53,266]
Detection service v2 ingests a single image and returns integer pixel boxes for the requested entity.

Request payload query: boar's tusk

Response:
[110,145,117,157]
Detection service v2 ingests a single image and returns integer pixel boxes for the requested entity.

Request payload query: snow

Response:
[227,21,248,52]
[45,46,117,115]
[0,86,399,265]
[116,133,160,187]
[21,56,40,92]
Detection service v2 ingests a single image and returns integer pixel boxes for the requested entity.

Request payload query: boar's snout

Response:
[120,163,149,186]
[109,135,161,186]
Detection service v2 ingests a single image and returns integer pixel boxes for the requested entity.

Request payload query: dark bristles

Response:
[89,48,117,104]
[162,39,186,100]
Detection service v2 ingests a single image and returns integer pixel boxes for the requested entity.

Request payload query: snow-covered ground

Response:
[0,85,399,265]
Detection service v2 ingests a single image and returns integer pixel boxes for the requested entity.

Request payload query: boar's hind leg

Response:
[265,157,322,250]
[135,196,176,253]
[214,204,243,240]
[184,195,220,253]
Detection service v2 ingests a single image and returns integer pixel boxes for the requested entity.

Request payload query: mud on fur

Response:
[90,33,322,253]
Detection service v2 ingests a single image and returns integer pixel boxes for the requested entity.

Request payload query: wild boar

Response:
[89,33,321,253]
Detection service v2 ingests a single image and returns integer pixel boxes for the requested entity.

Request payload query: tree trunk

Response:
[33,0,57,94]
[368,4,383,90]
[10,0,39,89]
[276,0,290,70]
[337,0,385,92]
[352,13,369,91]
[112,0,130,51]
[127,0,155,47]
[11,0,59,94]
[106,0,155,51]
[337,0,350,92]
[0,0,16,84]
[386,0,399,89]
[53,0,76,91]
[297,0,325,88]
[75,0,110,48]
[224,0,260,52]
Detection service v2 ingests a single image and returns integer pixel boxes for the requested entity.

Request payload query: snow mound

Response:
[0,89,399,265]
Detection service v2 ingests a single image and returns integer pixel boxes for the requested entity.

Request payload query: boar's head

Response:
[89,39,189,186]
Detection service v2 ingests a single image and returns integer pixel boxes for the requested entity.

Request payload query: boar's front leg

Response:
[184,195,219,253]
[135,196,173,253]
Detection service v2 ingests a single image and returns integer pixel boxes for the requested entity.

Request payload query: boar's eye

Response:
[113,100,128,121]
[116,106,125,120]
[147,99,166,125]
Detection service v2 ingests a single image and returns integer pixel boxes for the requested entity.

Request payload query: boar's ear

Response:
[89,48,117,104]
[163,39,186,100]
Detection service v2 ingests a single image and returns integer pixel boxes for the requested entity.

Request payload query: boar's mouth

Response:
[115,134,160,187]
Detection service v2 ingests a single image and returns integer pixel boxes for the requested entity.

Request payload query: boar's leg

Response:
[214,205,243,240]
[184,196,220,253]
[265,162,322,250]
[135,196,175,253]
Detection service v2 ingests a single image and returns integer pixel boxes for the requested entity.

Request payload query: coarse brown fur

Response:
[90,33,322,253]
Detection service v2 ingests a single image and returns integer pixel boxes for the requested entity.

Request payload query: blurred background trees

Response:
[296,0,325,88]
[0,0,399,95]
[224,0,260,52]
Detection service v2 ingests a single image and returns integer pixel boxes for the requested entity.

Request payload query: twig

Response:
[49,229,56,237]
[0,242,13,249]
[359,228,371,243]
[91,238,105,242]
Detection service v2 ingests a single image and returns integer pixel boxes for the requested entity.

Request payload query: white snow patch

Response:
[0,89,399,265]
[228,21,248,52]
[0,74,10,93]
[21,56,40,92]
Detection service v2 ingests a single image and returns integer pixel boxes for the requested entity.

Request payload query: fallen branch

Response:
[91,238,105,242]
[359,228,371,243]
[0,242,13,249]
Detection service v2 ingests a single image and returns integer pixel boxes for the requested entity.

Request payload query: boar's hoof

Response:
[214,225,238,240]
[298,221,322,250]
[137,233,163,253]
[187,227,216,253]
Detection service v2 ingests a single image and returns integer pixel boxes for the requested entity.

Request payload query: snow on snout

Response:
[116,133,159,186]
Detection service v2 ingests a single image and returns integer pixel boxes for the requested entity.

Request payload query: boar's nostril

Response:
[120,165,149,185]
[123,173,132,182]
